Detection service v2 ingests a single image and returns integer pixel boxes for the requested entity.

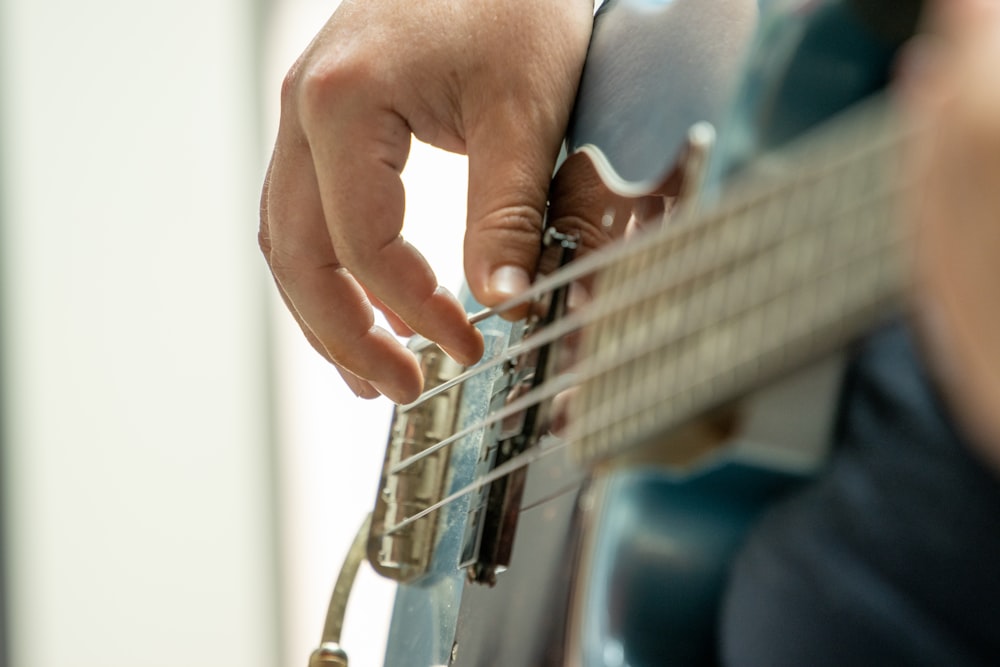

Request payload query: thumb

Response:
[463,127,638,313]
[462,114,559,310]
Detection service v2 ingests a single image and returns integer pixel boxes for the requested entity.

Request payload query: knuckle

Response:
[474,202,546,253]
[296,54,374,123]
[278,48,375,123]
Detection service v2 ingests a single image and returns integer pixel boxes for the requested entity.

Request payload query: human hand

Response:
[904,0,1000,462]
[260,0,594,404]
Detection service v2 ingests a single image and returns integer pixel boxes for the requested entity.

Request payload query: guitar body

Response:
[378,1,920,665]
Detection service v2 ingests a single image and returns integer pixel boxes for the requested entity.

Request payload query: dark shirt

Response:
[721,322,1000,666]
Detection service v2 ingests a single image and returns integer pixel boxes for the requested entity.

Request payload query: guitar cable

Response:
[309,513,372,667]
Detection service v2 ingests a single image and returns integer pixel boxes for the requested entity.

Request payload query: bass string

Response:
[404,129,820,356]
[381,438,570,537]
[399,220,705,412]
[399,114,902,416]
[416,94,900,351]
[389,166,903,474]
[568,221,907,451]
[379,209,906,539]
[381,182,907,540]
[400,208,750,416]
[388,370,577,475]
[380,106,909,536]
[391,219,777,473]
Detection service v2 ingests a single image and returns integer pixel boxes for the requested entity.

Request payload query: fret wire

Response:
[572,199,907,456]
[570,237,904,456]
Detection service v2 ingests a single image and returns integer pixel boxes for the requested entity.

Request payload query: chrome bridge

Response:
[367,343,465,583]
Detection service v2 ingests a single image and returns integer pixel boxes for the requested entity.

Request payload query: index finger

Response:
[264,133,427,403]
[304,99,484,368]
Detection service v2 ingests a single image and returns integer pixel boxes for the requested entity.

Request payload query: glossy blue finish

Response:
[581,463,807,666]
[567,0,757,195]
[707,0,902,188]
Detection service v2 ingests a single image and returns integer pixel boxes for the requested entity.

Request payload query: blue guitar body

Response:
[378,1,919,664]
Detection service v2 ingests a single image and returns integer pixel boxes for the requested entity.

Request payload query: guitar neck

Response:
[568,97,912,465]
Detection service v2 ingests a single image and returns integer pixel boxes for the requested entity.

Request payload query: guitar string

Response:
[390,208,814,475]
[378,215,906,539]
[566,221,907,452]
[399,115,902,415]
[389,151,902,474]
[388,159,902,475]
[406,96,900,355]
[379,178,908,535]
[399,204,776,418]
[378,103,908,538]
[400,186,779,415]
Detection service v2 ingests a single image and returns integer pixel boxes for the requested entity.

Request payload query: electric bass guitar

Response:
[311,0,924,664]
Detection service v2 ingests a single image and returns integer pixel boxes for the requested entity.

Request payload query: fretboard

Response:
[567,97,912,465]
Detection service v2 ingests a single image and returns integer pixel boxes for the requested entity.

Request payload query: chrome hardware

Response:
[368,343,464,582]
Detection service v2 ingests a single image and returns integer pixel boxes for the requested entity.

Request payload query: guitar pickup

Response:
[460,229,578,586]
[367,343,464,583]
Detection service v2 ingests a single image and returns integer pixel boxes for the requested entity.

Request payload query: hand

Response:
[260,0,594,403]
[904,0,1000,462]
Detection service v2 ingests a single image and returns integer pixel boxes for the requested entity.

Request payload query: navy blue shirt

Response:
[721,322,1000,665]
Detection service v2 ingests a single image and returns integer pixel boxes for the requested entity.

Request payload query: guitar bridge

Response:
[367,343,464,583]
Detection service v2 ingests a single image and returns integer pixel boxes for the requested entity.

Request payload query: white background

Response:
[0,0,467,665]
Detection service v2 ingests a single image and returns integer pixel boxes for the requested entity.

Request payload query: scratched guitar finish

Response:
[331,1,921,665]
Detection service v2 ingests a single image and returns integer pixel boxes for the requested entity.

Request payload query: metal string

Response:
[379,181,908,536]
[398,113,902,415]
[389,161,902,473]
[379,103,909,537]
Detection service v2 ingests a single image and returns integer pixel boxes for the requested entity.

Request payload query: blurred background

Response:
[0,0,467,665]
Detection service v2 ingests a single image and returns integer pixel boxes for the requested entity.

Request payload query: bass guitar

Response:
[311,0,923,664]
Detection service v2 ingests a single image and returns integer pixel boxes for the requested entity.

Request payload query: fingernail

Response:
[488,265,531,301]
